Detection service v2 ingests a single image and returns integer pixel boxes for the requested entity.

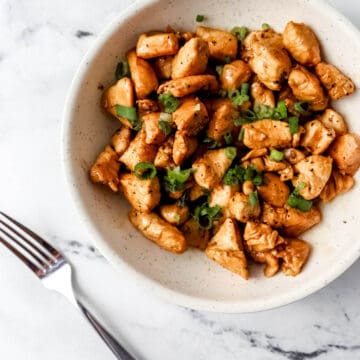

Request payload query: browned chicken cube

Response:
[208,184,240,218]
[142,112,167,145]
[220,60,252,90]
[172,131,198,165]
[206,218,249,279]
[153,56,173,79]
[159,203,189,225]
[111,127,132,156]
[89,146,120,192]
[181,218,210,250]
[320,169,354,202]
[318,108,348,136]
[137,99,159,114]
[136,33,179,59]
[257,173,290,207]
[129,209,186,254]
[251,80,276,108]
[228,192,261,222]
[154,136,175,169]
[250,250,280,277]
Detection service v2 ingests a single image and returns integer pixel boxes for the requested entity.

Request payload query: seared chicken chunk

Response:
[159,204,189,225]
[257,173,290,207]
[206,99,238,141]
[154,136,175,169]
[283,148,306,165]
[300,120,336,155]
[142,112,168,145]
[173,131,198,165]
[171,37,209,79]
[206,219,248,279]
[181,218,210,250]
[189,182,206,201]
[157,75,218,97]
[283,21,321,66]
[277,238,311,276]
[228,192,261,222]
[315,62,355,100]
[154,56,173,79]
[192,148,234,189]
[111,127,132,156]
[241,148,268,161]
[208,184,240,218]
[244,221,285,252]
[318,108,347,136]
[250,250,280,277]
[119,129,157,171]
[288,65,328,111]
[263,156,287,172]
[129,209,186,253]
[172,97,209,136]
[128,50,158,99]
[251,80,276,108]
[90,146,120,192]
[242,119,292,149]
[292,155,333,200]
[102,77,135,127]
[328,133,360,175]
[320,169,354,202]
[120,173,161,212]
[137,99,159,114]
[220,60,252,90]
[136,33,179,59]
[196,26,238,62]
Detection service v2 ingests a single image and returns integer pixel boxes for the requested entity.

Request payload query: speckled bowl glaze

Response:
[62,0,360,313]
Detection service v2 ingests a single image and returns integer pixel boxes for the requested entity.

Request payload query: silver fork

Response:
[0,211,136,360]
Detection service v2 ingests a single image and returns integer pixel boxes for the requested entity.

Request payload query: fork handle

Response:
[76,301,136,360]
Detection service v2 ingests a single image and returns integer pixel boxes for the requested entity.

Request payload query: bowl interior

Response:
[63,0,360,312]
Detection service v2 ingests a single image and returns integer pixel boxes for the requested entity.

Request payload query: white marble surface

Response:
[1,0,360,359]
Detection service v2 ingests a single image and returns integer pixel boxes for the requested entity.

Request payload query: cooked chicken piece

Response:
[189,182,206,201]
[283,21,321,66]
[171,38,209,79]
[242,180,255,195]
[142,112,168,145]
[179,31,196,42]
[242,29,291,90]
[257,173,290,207]
[192,148,234,189]
[208,184,240,218]
[129,209,186,254]
[292,155,333,200]
[278,164,294,182]
[277,238,311,276]
[220,60,252,90]
[181,218,210,250]
[244,221,285,252]
[320,169,354,202]
[102,77,135,127]
[157,75,218,97]
[159,204,189,225]
[288,65,328,111]
[205,218,248,279]
[241,148,268,161]
[136,33,179,59]
[328,133,360,175]
[196,26,238,62]
[250,250,280,277]
[283,148,306,165]
[263,156,287,172]
[246,157,266,172]
[318,108,348,136]
[89,146,120,192]
[206,99,238,141]
[315,62,355,100]
[154,136,175,169]
[119,129,157,171]
[111,127,132,156]
[172,131,198,165]
[228,192,261,223]
[120,173,161,212]
[242,119,292,149]
[278,85,298,115]
[261,203,321,237]
[251,81,276,108]
[300,120,336,155]
[137,99,159,114]
[127,50,158,99]
[153,56,173,79]
[292,125,305,148]
[172,97,209,136]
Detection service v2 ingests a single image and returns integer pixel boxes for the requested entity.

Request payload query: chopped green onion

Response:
[224,55,232,64]
[193,201,222,230]
[194,103,201,111]
[224,133,233,145]
[115,105,141,130]
[252,172,263,186]
[223,164,245,185]
[244,165,256,181]
[216,65,224,76]
[159,112,172,122]
[294,181,306,194]
[235,110,257,125]
[248,191,259,206]
[115,60,130,80]
[262,23,270,30]
[288,116,299,134]
[273,100,287,120]
[164,166,192,192]
[238,127,245,141]
[196,14,205,22]
[158,120,172,135]
[254,104,275,119]
[134,162,157,180]
[287,193,313,212]
[231,26,249,41]
[294,101,311,115]
[225,147,237,160]
[240,83,250,95]
[158,93,180,113]
[173,214,181,222]
[203,137,218,149]
[176,193,188,208]
[228,89,249,106]
[269,149,284,162]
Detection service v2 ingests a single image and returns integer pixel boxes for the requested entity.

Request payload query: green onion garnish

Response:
[203,137,219,149]
[262,23,270,30]
[115,61,130,80]
[134,162,157,180]
[225,147,237,160]
[223,165,245,185]
[252,172,263,186]
[269,149,284,162]
[244,165,256,181]
[254,104,275,119]
[158,93,180,113]
[288,116,299,134]
[238,127,245,141]
[228,89,249,106]
[240,83,250,95]
[158,121,172,135]
[248,191,259,206]
[231,26,249,41]
[173,214,181,222]
[115,105,141,130]
[193,201,222,230]
[273,100,288,120]
[224,133,233,145]
[224,55,232,64]
[287,182,312,212]
[194,103,201,111]
[294,101,311,115]
[216,65,224,76]
[164,166,192,192]
[196,14,205,22]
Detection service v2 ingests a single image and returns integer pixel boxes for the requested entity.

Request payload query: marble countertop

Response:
[1,0,360,359]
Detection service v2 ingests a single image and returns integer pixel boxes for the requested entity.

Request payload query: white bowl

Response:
[62,0,360,313]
